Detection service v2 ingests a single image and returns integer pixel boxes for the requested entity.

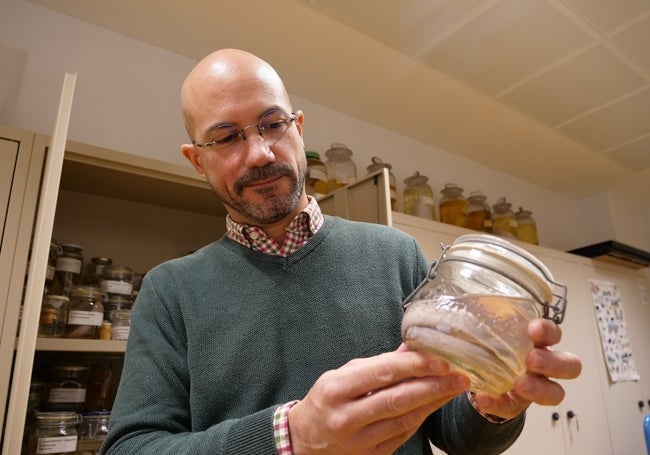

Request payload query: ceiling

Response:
[31,0,650,206]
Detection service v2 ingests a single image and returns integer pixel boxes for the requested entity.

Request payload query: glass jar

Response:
[492,197,518,240]
[46,365,88,412]
[98,265,133,296]
[439,183,468,228]
[402,171,435,220]
[45,241,60,294]
[466,191,493,233]
[131,272,144,299]
[305,150,330,198]
[76,411,110,454]
[55,244,84,297]
[110,310,132,341]
[324,143,357,191]
[401,234,567,395]
[65,286,105,339]
[27,411,80,455]
[366,156,397,211]
[515,207,539,245]
[103,294,133,322]
[38,295,70,338]
[83,257,113,285]
[85,364,114,412]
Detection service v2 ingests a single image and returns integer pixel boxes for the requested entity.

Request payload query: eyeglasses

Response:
[192,110,297,150]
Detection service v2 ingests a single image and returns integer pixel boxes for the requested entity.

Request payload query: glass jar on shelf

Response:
[515,206,539,245]
[439,183,468,228]
[466,190,493,233]
[83,256,113,285]
[305,150,330,198]
[55,244,84,296]
[491,197,518,240]
[38,294,69,338]
[27,411,80,455]
[65,285,105,339]
[403,171,435,220]
[46,365,88,412]
[366,156,397,211]
[324,143,357,191]
[77,411,111,454]
[111,309,132,341]
[98,265,133,296]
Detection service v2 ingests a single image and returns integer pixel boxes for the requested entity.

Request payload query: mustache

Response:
[233,162,295,195]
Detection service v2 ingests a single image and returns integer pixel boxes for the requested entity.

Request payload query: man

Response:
[101,49,581,454]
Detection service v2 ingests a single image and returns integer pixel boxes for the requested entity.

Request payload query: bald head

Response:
[181,49,291,140]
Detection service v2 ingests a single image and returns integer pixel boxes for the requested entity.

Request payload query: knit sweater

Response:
[101,216,524,454]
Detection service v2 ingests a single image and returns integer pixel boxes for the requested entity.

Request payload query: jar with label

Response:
[111,310,131,341]
[83,257,113,285]
[402,234,567,395]
[366,156,397,211]
[77,411,110,454]
[515,207,539,245]
[403,172,435,220]
[466,191,493,233]
[131,272,144,298]
[46,365,88,412]
[27,411,80,455]
[103,294,133,322]
[492,197,518,240]
[55,244,84,297]
[439,183,468,228]
[65,286,105,339]
[98,265,133,296]
[45,241,60,295]
[38,295,70,338]
[305,150,330,198]
[324,143,357,191]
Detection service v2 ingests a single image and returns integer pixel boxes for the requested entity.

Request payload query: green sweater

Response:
[101,216,523,454]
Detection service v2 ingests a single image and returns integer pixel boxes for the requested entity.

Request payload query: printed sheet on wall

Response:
[589,279,640,382]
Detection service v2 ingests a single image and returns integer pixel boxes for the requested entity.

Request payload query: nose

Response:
[242,130,275,168]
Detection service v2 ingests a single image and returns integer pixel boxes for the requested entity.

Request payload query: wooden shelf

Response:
[34,338,127,353]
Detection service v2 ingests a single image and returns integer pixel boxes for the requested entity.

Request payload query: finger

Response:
[527,318,562,347]
[331,351,453,399]
[472,391,530,420]
[512,374,566,406]
[527,348,582,379]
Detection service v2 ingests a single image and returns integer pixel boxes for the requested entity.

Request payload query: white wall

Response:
[1,0,647,253]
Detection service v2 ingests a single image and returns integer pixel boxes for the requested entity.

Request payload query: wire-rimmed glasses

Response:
[192,110,297,150]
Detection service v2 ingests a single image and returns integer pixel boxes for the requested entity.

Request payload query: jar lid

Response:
[442,234,566,323]
[467,190,487,201]
[403,171,429,185]
[60,243,83,251]
[366,156,392,173]
[70,285,104,300]
[305,150,321,160]
[91,257,113,265]
[492,196,511,210]
[102,265,133,280]
[325,142,353,159]
[441,182,464,196]
[35,411,80,423]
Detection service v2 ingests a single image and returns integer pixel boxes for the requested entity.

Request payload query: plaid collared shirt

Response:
[224,196,324,453]
[225,196,324,256]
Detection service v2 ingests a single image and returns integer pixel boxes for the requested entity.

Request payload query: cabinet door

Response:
[582,262,650,455]
[2,73,76,455]
[0,127,37,434]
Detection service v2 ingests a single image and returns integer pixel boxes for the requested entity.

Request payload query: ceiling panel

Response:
[501,44,647,126]
[606,134,650,170]
[559,86,650,150]
[611,14,650,70]
[561,0,650,32]
[420,0,593,94]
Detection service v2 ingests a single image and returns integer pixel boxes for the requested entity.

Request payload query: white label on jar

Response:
[46,265,55,280]
[309,168,328,181]
[422,196,435,206]
[111,325,130,341]
[101,280,133,295]
[36,435,78,454]
[49,387,86,403]
[56,257,82,274]
[67,310,103,327]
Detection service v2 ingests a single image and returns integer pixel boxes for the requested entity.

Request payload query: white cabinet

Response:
[319,173,650,455]
[0,125,228,453]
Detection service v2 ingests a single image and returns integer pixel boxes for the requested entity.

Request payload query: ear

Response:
[181,143,207,178]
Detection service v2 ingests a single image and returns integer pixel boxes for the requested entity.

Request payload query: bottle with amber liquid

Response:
[492,197,518,240]
[515,207,539,245]
[439,183,468,228]
[324,143,357,191]
[403,172,435,220]
[466,191,493,233]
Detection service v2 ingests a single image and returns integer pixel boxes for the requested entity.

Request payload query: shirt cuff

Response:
[466,390,512,424]
[273,400,300,454]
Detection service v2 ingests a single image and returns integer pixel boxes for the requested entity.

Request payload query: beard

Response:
[208,161,305,225]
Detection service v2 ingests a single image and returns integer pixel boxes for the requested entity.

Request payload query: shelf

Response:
[34,338,127,353]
